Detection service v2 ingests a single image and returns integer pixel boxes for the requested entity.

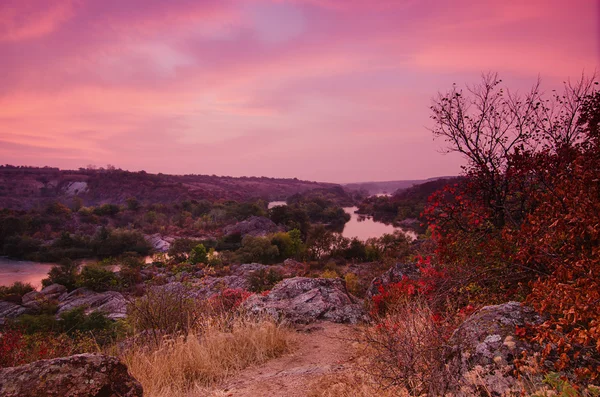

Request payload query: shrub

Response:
[0,281,34,302]
[0,328,100,368]
[42,258,78,290]
[344,273,361,296]
[127,284,202,342]
[236,235,280,264]
[189,243,208,264]
[361,298,459,396]
[78,263,118,292]
[247,268,283,292]
[208,288,252,313]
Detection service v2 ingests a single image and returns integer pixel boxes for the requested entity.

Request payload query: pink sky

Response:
[0,0,598,183]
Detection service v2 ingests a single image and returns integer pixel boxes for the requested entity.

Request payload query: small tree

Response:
[189,243,208,265]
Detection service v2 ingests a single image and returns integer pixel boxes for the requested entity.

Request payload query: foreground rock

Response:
[57,288,127,320]
[223,216,282,237]
[449,301,543,396]
[243,277,367,324]
[0,353,143,397]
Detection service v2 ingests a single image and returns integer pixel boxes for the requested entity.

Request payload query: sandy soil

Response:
[212,322,359,397]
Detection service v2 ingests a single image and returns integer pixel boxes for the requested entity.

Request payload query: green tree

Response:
[189,243,208,264]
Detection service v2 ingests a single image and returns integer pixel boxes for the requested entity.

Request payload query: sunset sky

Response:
[1,0,598,183]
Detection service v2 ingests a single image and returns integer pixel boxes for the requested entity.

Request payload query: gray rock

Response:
[0,353,142,397]
[145,233,173,252]
[448,302,544,396]
[0,301,28,325]
[21,284,68,311]
[40,283,68,300]
[243,277,368,324]
[366,262,419,299]
[57,288,127,320]
[450,301,542,369]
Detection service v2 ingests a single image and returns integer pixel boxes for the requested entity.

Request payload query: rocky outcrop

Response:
[0,301,28,325]
[449,302,544,396]
[0,353,142,397]
[366,262,419,299]
[57,288,127,320]
[243,277,368,324]
[145,233,173,252]
[223,216,282,237]
[21,284,68,312]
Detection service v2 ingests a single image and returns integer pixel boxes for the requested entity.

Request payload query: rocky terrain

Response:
[0,259,548,396]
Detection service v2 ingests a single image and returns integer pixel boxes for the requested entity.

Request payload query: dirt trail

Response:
[215,322,359,397]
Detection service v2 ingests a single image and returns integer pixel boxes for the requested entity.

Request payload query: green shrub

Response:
[78,263,118,292]
[0,281,34,302]
[42,259,78,290]
[189,243,208,265]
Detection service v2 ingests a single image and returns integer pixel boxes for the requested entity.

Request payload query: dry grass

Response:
[120,313,295,397]
[308,367,406,397]
[360,297,461,396]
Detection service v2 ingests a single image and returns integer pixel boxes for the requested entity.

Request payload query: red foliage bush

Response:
[208,288,252,313]
[370,256,447,318]
[0,328,97,368]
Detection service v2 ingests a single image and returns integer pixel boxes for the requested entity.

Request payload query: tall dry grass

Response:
[120,313,294,397]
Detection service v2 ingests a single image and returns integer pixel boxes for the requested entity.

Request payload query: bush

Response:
[0,281,34,302]
[248,268,283,292]
[127,284,202,342]
[42,258,78,290]
[189,243,208,265]
[362,298,459,396]
[77,263,118,292]
[236,235,280,264]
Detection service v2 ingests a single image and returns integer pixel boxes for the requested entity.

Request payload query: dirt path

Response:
[214,322,359,397]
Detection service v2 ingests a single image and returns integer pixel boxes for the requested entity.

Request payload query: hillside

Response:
[0,166,337,210]
[343,176,455,195]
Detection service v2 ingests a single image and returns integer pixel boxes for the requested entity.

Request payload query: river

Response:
[1,203,414,287]
[0,257,54,288]
[268,201,416,241]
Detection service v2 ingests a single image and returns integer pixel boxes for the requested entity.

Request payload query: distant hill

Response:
[343,176,456,195]
[0,166,338,210]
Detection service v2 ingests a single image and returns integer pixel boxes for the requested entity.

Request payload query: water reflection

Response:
[341,207,416,241]
[267,201,416,241]
[0,257,54,289]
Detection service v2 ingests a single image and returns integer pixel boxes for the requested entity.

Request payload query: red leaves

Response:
[370,257,446,318]
[208,288,252,313]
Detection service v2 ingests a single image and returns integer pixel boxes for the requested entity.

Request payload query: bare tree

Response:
[430,72,597,229]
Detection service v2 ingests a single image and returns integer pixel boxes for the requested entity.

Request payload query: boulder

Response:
[450,301,543,369]
[448,301,544,396]
[0,301,28,325]
[0,353,142,397]
[57,288,127,320]
[21,284,68,311]
[40,283,68,300]
[366,262,419,299]
[145,233,173,252]
[243,277,368,324]
[223,216,282,237]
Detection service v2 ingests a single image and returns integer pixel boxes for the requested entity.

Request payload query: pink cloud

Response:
[0,0,598,182]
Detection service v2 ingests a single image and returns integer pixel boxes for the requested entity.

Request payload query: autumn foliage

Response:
[426,75,600,380]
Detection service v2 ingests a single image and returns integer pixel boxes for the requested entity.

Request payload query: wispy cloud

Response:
[0,0,597,182]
